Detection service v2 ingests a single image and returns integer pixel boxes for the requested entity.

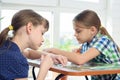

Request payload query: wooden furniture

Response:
[28,59,120,80]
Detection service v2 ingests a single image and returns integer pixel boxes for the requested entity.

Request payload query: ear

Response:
[90,26,97,34]
[26,22,33,34]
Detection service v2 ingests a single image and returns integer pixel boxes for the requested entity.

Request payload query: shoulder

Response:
[98,35,111,41]
[0,40,29,79]
[93,33,113,46]
[91,34,118,53]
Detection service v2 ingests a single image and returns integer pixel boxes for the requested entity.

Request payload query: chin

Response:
[39,45,41,47]
[78,41,83,44]
[78,42,82,44]
[31,46,38,50]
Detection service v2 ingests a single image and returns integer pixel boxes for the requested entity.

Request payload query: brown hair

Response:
[73,9,120,51]
[0,9,49,46]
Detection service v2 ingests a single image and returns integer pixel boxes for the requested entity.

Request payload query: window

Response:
[59,12,79,51]
[1,10,18,31]
[74,0,99,3]
[1,0,58,6]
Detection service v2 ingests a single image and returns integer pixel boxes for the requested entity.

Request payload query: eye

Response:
[76,30,81,33]
[42,32,44,35]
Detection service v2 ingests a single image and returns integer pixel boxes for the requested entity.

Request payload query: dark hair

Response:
[73,9,120,51]
[0,9,49,46]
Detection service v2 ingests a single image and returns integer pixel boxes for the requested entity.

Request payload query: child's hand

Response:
[51,54,68,66]
[72,48,81,54]
[40,54,53,70]
[43,48,68,66]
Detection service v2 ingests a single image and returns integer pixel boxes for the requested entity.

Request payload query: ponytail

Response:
[100,27,113,40]
[0,25,14,46]
[100,27,120,52]
[0,27,9,46]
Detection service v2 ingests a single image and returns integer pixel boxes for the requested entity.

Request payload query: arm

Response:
[44,48,100,65]
[72,47,82,54]
[23,49,43,59]
[23,49,67,65]
[15,55,53,80]
[37,55,53,80]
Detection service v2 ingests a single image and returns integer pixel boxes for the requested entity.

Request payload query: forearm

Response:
[23,49,46,59]
[65,48,100,65]
[37,67,49,80]
[50,49,86,65]
[27,50,41,59]
[37,55,53,80]
[25,49,55,59]
[51,49,77,62]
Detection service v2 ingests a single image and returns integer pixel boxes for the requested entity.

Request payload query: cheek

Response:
[78,32,88,40]
[32,30,41,42]
[39,34,43,41]
[38,31,44,42]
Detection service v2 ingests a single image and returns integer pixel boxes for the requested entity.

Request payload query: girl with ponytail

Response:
[44,9,120,80]
[0,9,67,80]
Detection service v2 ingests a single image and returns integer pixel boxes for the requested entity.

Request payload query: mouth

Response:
[40,43,43,46]
[38,43,42,47]
[76,38,80,41]
[76,38,82,43]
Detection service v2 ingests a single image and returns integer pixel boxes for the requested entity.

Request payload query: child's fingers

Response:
[55,55,68,66]
[41,55,45,60]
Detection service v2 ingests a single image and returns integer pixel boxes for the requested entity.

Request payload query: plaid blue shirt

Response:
[0,40,29,80]
[81,32,120,80]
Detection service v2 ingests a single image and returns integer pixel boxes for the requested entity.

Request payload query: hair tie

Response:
[9,25,13,30]
[8,25,14,38]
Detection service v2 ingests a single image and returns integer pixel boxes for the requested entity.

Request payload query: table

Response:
[28,59,120,80]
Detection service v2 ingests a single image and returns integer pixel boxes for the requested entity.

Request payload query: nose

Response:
[41,36,44,43]
[74,32,77,37]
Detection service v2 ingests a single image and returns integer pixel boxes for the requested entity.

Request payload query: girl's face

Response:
[73,23,96,44]
[29,24,47,50]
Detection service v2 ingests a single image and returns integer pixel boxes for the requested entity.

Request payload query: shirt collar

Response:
[87,32,102,47]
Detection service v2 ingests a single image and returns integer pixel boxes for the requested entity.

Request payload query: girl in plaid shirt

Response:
[45,9,120,80]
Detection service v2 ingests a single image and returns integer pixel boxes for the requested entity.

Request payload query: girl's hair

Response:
[73,9,120,51]
[0,9,49,46]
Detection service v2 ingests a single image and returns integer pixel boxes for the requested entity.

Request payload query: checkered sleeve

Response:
[92,36,110,54]
[92,36,120,62]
